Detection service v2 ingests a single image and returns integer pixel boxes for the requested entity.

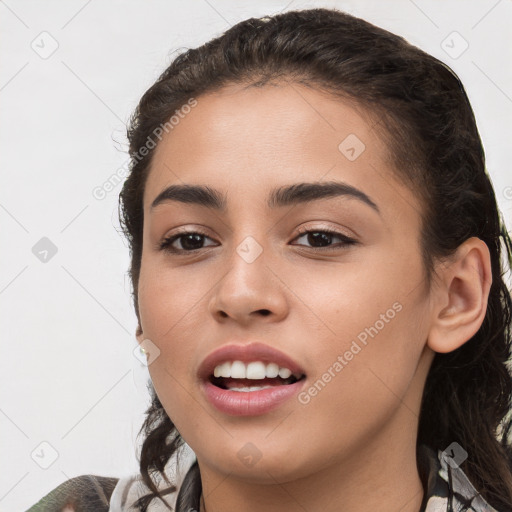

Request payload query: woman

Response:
[29,7,512,512]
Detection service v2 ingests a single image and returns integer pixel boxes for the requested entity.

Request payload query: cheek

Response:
[137,264,207,411]
[287,253,413,354]
[137,255,213,339]
[291,263,428,440]
[292,307,426,464]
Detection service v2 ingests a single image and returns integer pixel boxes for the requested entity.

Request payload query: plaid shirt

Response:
[28,444,507,511]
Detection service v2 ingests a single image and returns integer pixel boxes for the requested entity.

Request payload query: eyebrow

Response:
[150,181,380,214]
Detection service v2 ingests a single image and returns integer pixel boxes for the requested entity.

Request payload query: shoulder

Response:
[27,474,119,512]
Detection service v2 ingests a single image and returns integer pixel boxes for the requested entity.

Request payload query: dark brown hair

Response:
[118,7,512,511]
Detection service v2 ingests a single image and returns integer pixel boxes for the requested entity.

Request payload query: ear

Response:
[427,237,492,354]
[135,324,145,345]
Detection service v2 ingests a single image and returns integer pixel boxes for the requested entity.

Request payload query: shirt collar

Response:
[417,443,499,511]
[109,443,500,511]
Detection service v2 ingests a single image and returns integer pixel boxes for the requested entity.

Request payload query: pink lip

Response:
[202,378,305,416]
[197,342,307,416]
[197,342,306,382]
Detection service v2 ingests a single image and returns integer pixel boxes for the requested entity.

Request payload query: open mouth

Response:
[209,374,306,391]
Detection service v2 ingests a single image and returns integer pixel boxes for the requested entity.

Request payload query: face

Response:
[136,82,435,483]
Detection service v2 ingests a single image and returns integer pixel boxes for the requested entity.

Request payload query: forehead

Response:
[144,82,421,223]
[150,82,378,170]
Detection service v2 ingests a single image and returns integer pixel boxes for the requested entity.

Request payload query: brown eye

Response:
[159,231,217,253]
[292,229,357,250]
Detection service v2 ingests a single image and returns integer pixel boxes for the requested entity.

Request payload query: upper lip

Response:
[198,342,306,381]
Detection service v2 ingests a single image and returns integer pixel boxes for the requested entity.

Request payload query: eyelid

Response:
[294,223,357,240]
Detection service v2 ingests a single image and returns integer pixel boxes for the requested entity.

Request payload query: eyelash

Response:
[158,227,358,254]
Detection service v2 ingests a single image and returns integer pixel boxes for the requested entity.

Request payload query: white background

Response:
[1,1,511,510]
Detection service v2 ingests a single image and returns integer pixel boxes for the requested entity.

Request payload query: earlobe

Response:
[427,237,492,354]
[136,324,144,344]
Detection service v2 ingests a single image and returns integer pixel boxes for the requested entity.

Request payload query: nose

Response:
[207,239,289,326]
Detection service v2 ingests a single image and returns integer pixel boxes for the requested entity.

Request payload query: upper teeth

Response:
[213,361,296,379]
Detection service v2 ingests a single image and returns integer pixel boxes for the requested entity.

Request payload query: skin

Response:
[135,81,492,512]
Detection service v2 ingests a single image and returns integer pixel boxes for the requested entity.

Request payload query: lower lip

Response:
[202,379,306,416]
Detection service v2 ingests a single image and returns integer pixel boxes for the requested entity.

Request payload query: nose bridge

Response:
[208,231,288,322]
[224,210,271,281]
[222,233,271,302]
